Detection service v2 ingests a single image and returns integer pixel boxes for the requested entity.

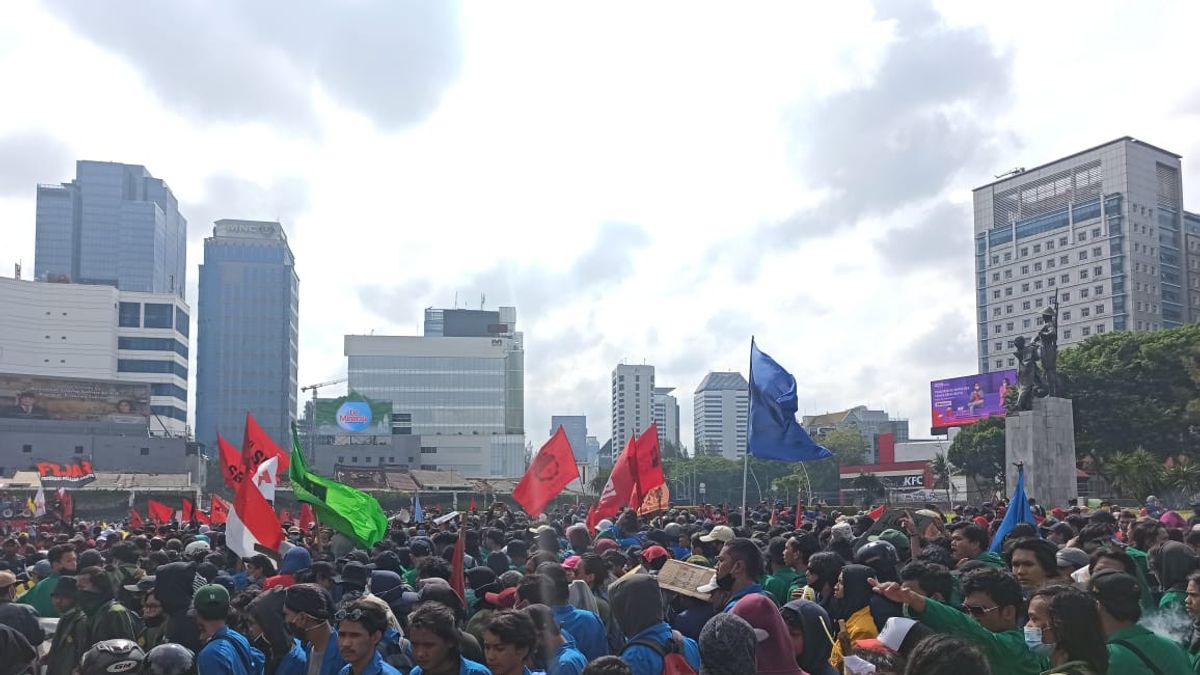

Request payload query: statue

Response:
[1009,299,1064,412]
[1012,335,1042,411]
[1033,306,1059,397]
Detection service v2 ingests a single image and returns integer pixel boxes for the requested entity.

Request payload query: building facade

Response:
[549,415,588,463]
[803,405,910,463]
[345,331,525,477]
[611,364,654,454]
[693,372,748,461]
[973,138,1192,373]
[35,161,187,299]
[1185,211,1200,317]
[424,307,519,339]
[196,220,299,455]
[653,387,680,451]
[0,277,189,436]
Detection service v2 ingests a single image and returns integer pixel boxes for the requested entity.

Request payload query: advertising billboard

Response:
[315,393,392,435]
[0,374,150,425]
[931,370,1016,432]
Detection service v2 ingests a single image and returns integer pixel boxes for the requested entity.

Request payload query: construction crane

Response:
[301,378,347,455]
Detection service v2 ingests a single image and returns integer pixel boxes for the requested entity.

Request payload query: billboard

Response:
[0,374,150,425]
[315,393,392,435]
[930,370,1016,432]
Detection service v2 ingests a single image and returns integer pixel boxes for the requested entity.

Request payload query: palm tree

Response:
[1101,448,1163,501]
[852,473,887,507]
[1162,458,1200,502]
[930,453,956,506]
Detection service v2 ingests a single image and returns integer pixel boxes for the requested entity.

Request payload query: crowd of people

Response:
[2,495,1200,675]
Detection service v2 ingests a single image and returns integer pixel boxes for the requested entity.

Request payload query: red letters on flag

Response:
[512,427,579,517]
[218,434,246,490]
[632,424,665,505]
[147,499,174,524]
[210,495,230,524]
[243,413,289,473]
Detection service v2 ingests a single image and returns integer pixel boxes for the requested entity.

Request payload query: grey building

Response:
[549,415,588,463]
[802,406,910,463]
[611,364,654,454]
[585,435,601,466]
[1186,211,1200,317]
[693,372,748,461]
[306,435,422,476]
[653,387,681,451]
[424,307,518,338]
[0,417,204,479]
[973,137,1192,373]
[196,220,299,455]
[35,161,187,298]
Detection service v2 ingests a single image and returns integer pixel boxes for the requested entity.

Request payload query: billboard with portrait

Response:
[930,370,1016,432]
[0,374,151,425]
[315,392,392,435]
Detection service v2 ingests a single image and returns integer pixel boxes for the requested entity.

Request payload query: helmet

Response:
[80,639,145,675]
[854,539,899,576]
[142,644,196,675]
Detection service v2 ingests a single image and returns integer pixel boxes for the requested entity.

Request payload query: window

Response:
[1004,270,1013,279]
[22,444,32,454]
[992,273,1000,282]
[1061,292,1071,302]
[1021,283,1030,292]
[140,447,150,456]
[1020,247,1028,257]
[996,360,1003,369]
[1022,301,1031,310]
[1094,285,1103,295]
[1006,322,1014,331]
[1008,358,1016,367]
[1082,327,1091,336]
[1080,288,1090,298]
[1080,269,1089,279]
[991,255,1000,264]
[142,303,173,329]
[1096,304,1105,314]
[1005,287,1013,296]
[352,456,359,463]
[1092,246,1102,257]
[994,342,1002,352]
[1082,307,1091,317]
[1034,244,1042,253]
[1060,274,1069,284]
[118,360,188,380]
[1079,251,1089,261]
[1063,311,1072,320]
[1078,231,1087,242]
[1004,252,1013,261]
[992,308,1001,317]
[1048,277,1056,287]
[1034,262,1043,272]
[1006,304,1013,314]
[1021,265,1029,275]
[74,445,84,454]
[1047,240,1055,250]
[1092,228,1101,238]
[338,456,345,463]
[1060,256,1069,265]
[421,447,437,454]
[992,290,1001,299]
[1048,258,1056,269]
[1094,266,1103,277]
[994,325,1001,334]
[118,302,141,327]
[1023,319,1031,328]
[1063,329,1072,339]
[175,308,189,337]
[1035,298,1044,308]
[1035,280,1044,290]
[1006,340,1014,348]
[1097,324,1106,334]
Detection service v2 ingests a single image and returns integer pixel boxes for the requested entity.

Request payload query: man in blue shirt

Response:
[482,610,536,675]
[610,572,700,675]
[517,563,607,662]
[335,600,401,675]
[697,537,772,612]
[407,603,490,675]
[194,584,265,675]
[284,583,345,675]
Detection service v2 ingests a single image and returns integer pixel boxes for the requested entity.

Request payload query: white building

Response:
[653,387,680,451]
[693,372,748,461]
[0,277,190,436]
[611,364,654,456]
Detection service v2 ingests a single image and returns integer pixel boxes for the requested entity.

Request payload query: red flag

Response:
[242,412,289,473]
[586,502,601,532]
[195,510,211,525]
[59,490,73,522]
[129,509,144,530]
[147,499,174,524]
[795,498,804,530]
[512,427,580,517]
[227,456,283,558]
[182,498,195,523]
[218,434,247,490]
[590,436,639,526]
[632,424,665,505]
[769,508,778,527]
[210,495,230,524]
[299,503,316,530]
[450,520,466,602]
[868,504,887,521]
[468,498,477,513]
[279,509,293,524]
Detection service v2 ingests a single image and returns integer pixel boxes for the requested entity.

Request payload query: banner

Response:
[0,373,150,425]
[36,458,96,488]
[314,393,392,435]
[637,483,670,516]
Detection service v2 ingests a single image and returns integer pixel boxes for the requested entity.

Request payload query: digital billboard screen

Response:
[315,393,392,435]
[0,374,150,425]
[930,370,1016,432]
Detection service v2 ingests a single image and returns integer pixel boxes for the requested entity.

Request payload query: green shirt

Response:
[15,572,60,618]
[1161,590,1188,612]
[917,596,1048,675]
[976,550,1006,569]
[1125,547,1160,612]
[1106,624,1193,675]
[46,607,89,675]
[763,568,801,606]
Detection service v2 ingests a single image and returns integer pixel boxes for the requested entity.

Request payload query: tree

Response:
[947,417,1006,499]
[1099,448,1163,501]
[589,468,611,496]
[851,473,886,506]
[930,453,956,505]
[1162,458,1200,502]
[661,440,683,460]
[1059,324,1200,460]
[775,426,870,499]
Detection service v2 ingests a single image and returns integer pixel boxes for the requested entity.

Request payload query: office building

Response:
[611,364,654,453]
[424,306,519,340]
[803,405,910,463]
[0,277,189,436]
[345,323,525,477]
[35,161,186,298]
[653,387,680,450]
[973,138,1193,373]
[196,220,299,455]
[549,415,588,463]
[1186,211,1200,316]
[585,436,601,465]
[693,372,748,461]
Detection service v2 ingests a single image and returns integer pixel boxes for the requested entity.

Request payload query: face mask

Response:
[286,619,309,640]
[252,635,272,654]
[77,589,106,614]
[1023,625,1055,657]
[143,614,165,627]
[715,573,735,591]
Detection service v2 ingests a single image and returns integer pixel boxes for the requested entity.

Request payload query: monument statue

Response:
[1012,335,1042,411]
[1034,306,1059,397]
[1010,299,1063,411]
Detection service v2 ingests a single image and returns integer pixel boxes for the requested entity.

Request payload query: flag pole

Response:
[743,336,753,523]
[741,451,749,523]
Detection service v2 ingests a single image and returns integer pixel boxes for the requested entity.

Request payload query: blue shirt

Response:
[552,604,607,662]
[197,627,262,675]
[722,582,770,612]
[620,623,700,675]
[410,656,491,675]
[276,640,308,675]
[549,639,588,675]
[337,651,401,675]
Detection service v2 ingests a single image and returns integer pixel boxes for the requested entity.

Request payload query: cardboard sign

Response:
[656,558,714,601]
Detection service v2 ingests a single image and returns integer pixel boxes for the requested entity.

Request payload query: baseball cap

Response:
[1056,547,1090,571]
[123,576,157,594]
[868,529,910,554]
[193,583,231,620]
[561,555,581,571]
[529,525,556,536]
[0,570,15,589]
[699,525,734,543]
[1090,570,1142,616]
[594,519,614,533]
[641,546,670,563]
[484,586,518,609]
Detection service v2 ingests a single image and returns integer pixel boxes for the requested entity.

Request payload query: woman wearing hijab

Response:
[1149,540,1199,612]
[781,599,838,675]
[804,551,845,615]
[731,594,803,675]
[830,564,882,671]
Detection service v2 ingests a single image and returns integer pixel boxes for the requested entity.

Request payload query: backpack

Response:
[377,630,415,675]
[211,633,267,675]
[622,630,697,675]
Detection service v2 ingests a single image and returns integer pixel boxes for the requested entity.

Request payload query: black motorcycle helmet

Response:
[142,643,196,675]
[80,639,145,675]
[854,539,900,581]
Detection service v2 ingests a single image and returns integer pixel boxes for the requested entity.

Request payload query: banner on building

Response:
[314,393,392,435]
[36,458,97,488]
[0,373,150,425]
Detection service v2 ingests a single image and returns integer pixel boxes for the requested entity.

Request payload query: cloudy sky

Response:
[2,0,1199,453]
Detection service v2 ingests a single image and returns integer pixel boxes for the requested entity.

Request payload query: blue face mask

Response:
[1023,625,1055,657]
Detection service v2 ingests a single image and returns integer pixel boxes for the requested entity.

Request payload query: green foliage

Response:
[1161,459,1200,500]
[1058,323,1200,460]
[851,473,886,506]
[947,416,1006,496]
[930,452,956,503]
[1100,448,1164,500]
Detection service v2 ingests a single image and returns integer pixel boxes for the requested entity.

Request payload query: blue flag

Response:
[748,339,833,462]
[989,465,1037,552]
[413,494,424,523]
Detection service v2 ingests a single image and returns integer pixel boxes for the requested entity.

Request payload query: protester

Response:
[284,583,344,675]
[780,599,838,675]
[0,569,42,649]
[16,542,76,617]
[77,565,140,643]
[335,599,400,675]
[246,587,307,675]
[697,612,757,675]
[481,610,536,675]
[406,602,490,675]
[902,634,992,675]
[45,575,89,675]
[729,593,802,674]
[1088,570,1193,675]
[516,564,606,662]
[194,583,265,675]
[609,572,701,675]
[525,603,587,675]
[1026,586,1109,675]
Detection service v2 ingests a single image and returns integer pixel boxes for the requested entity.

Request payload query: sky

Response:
[1,0,1199,454]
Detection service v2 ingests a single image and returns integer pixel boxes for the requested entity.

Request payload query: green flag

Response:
[289,425,388,548]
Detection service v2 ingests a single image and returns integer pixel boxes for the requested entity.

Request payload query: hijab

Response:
[783,599,838,675]
[834,564,876,621]
[1150,540,1198,592]
[806,551,845,611]
[730,594,803,675]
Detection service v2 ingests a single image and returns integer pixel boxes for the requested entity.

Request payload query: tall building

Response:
[549,415,588,463]
[345,314,525,476]
[196,220,299,455]
[424,307,518,339]
[653,387,680,451]
[973,138,1193,373]
[693,372,748,461]
[585,435,601,465]
[1185,211,1200,316]
[0,277,190,437]
[35,161,187,298]
[802,405,910,463]
[611,364,654,454]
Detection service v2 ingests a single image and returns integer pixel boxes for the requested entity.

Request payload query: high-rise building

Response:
[345,308,525,477]
[196,219,299,455]
[585,435,601,466]
[653,386,680,451]
[1185,211,1200,316]
[693,372,748,461]
[611,364,654,454]
[0,277,190,437]
[973,138,1193,373]
[549,415,588,463]
[424,307,519,339]
[35,161,187,298]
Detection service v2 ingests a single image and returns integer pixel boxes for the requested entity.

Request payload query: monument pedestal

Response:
[1005,396,1077,508]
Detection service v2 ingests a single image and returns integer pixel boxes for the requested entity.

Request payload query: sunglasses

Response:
[334,607,367,623]
[961,604,1000,617]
